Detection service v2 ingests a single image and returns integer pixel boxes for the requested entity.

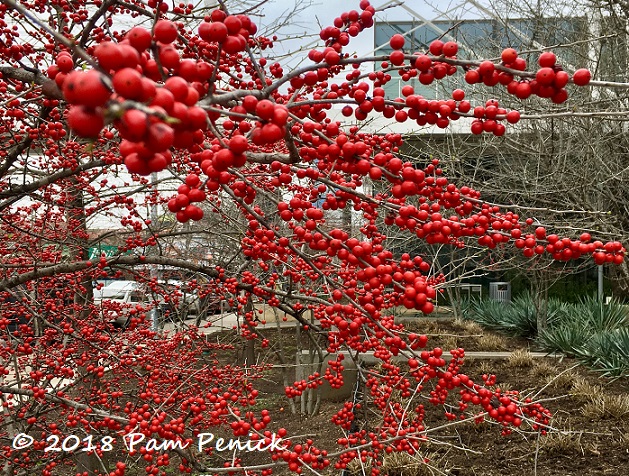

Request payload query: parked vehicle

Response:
[1,291,29,333]
[93,280,214,328]
[94,281,142,302]
[93,281,148,327]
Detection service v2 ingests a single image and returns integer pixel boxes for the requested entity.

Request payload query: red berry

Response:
[452,89,465,101]
[188,188,206,202]
[124,153,151,175]
[154,20,178,44]
[167,198,180,212]
[55,54,74,73]
[260,123,283,143]
[158,45,181,69]
[506,110,521,124]
[513,57,527,70]
[67,106,104,138]
[242,95,258,113]
[255,99,275,121]
[478,60,495,77]
[389,50,405,66]
[222,34,246,54]
[429,40,443,56]
[554,70,570,88]
[213,149,235,170]
[535,67,555,86]
[414,55,432,72]
[229,135,249,154]
[538,51,556,67]
[175,194,190,209]
[273,105,289,126]
[151,87,175,112]
[184,205,204,221]
[389,34,405,50]
[187,106,208,129]
[401,85,414,97]
[210,9,227,22]
[139,78,157,102]
[501,48,518,64]
[146,122,175,152]
[94,42,122,71]
[164,76,190,102]
[470,120,483,135]
[201,22,228,43]
[125,27,152,52]
[146,153,169,172]
[118,43,141,68]
[119,109,148,142]
[185,173,201,188]
[551,88,568,104]
[223,15,243,35]
[62,70,111,108]
[515,82,532,99]
[442,41,458,56]
[572,68,591,86]
[594,251,606,265]
[112,68,143,100]
[464,69,480,84]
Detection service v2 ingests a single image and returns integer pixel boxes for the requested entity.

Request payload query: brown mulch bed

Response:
[227,317,629,475]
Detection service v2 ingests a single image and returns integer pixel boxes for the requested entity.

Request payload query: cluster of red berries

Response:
[466,48,592,104]
[56,11,261,178]
[319,0,376,48]
[373,159,625,264]
[327,342,553,472]
[514,225,625,263]
[272,433,330,474]
[459,373,552,435]
[198,9,258,54]
[469,97,521,136]
[57,63,111,139]
[331,401,359,430]
[387,34,459,81]
[243,97,290,146]
[324,356,346,389]
[393,271,436,314]
[285,372,323,398]
[412,39,459,84]
[166,173,206,222]
[343,82,521,134]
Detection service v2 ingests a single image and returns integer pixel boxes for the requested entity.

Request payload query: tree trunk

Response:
[532,270,551,333]
[67,180,99,476]
[239,295,256,366]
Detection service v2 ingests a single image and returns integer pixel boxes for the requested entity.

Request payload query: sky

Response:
[249,0,502,71]
[255,1,451,51]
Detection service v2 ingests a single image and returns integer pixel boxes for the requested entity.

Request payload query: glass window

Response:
[374,16,588,100]
[104,291,128,300]
[129,292,144,303]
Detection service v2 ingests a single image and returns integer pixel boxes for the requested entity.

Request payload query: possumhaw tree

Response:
[0,0,625,475]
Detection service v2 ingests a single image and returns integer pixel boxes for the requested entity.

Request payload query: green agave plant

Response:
[462,291,569,338]
[571,296,629,332]
[581,328,629,378]
[537,325,589,357]
[462,298,511,331]
[463,293,629,376]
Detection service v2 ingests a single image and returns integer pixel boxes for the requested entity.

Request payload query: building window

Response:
[374,17,588,100]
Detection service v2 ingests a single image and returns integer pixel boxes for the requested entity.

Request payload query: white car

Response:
[94,281,148,327]
[94,280,203,328]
